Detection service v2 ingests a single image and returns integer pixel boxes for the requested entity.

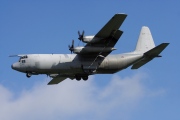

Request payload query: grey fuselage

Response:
[11,52,143,76]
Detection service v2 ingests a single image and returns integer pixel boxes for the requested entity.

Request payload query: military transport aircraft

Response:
[10,13,169,85]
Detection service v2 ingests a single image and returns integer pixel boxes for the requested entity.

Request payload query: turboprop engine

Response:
[78,31,101,43]
[68,39,116,54]
[82,36,102,43]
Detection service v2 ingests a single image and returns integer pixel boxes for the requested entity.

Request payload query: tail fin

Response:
[135,26,155,53]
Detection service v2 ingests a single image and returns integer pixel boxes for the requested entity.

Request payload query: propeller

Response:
[78,30,85,41]
[68,40,74,54]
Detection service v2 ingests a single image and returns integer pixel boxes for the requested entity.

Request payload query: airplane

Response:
[10,13,169,85]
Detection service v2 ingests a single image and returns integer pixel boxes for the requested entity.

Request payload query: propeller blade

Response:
[78,30,85,41]
[72,40,74,48]
[78,31,81,36]
[82,30,85,36]
[68,40,75,54]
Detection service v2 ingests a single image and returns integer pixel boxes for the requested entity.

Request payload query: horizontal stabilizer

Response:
[131,43,169,69]
[144,43,169,57]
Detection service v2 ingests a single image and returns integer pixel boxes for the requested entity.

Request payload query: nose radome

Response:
[11,63,18,70]
[11,64,15,69]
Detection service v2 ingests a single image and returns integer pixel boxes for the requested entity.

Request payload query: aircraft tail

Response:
[131,26,170,69]
[135,26,155,53]
[131,43,169,69]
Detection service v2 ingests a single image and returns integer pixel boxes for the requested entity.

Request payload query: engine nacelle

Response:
[73,46,116,54]
[83,36,102,43]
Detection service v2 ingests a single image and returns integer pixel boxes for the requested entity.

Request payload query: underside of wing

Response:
[48,76,67,85]
[83,14,127,57]
[95,13,127,38]
[73,14,127,69]
[81,30,123,57]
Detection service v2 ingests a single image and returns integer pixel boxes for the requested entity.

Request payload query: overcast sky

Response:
[0,0,179,120]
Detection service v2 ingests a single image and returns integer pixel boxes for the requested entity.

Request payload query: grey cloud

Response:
[0,73,165,120]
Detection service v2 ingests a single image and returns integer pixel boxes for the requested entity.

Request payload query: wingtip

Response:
[47,82,54,85]
[116,13,127,16]
[162,43,170,46]
[9,55,18,57]
[142,26,148,28]
[9,54,26,57]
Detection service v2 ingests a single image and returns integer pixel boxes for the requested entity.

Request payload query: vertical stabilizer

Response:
[135,26,155,53]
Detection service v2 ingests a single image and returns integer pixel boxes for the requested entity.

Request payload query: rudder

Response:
[135,26,155,53]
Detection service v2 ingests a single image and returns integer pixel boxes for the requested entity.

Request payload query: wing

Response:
[84,13,127,57]
[76,14,127,73]
[48,76,67,85]
[131,43,169,69]
[48,74,75,85]
[9,54,26,57]
[95,13,127,38]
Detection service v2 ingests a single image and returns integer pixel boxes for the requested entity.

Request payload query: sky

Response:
[0,0,179,120]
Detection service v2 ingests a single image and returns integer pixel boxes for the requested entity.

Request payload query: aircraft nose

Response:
[11,63,19,70]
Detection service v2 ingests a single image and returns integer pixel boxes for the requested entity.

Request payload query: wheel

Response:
[82,76,88,81]
[75,76,81,81]
[26,73,32,78]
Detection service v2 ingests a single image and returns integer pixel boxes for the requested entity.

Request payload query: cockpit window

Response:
[22,60,26,63]
[19,55,28,62]
[21,55,28,59]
